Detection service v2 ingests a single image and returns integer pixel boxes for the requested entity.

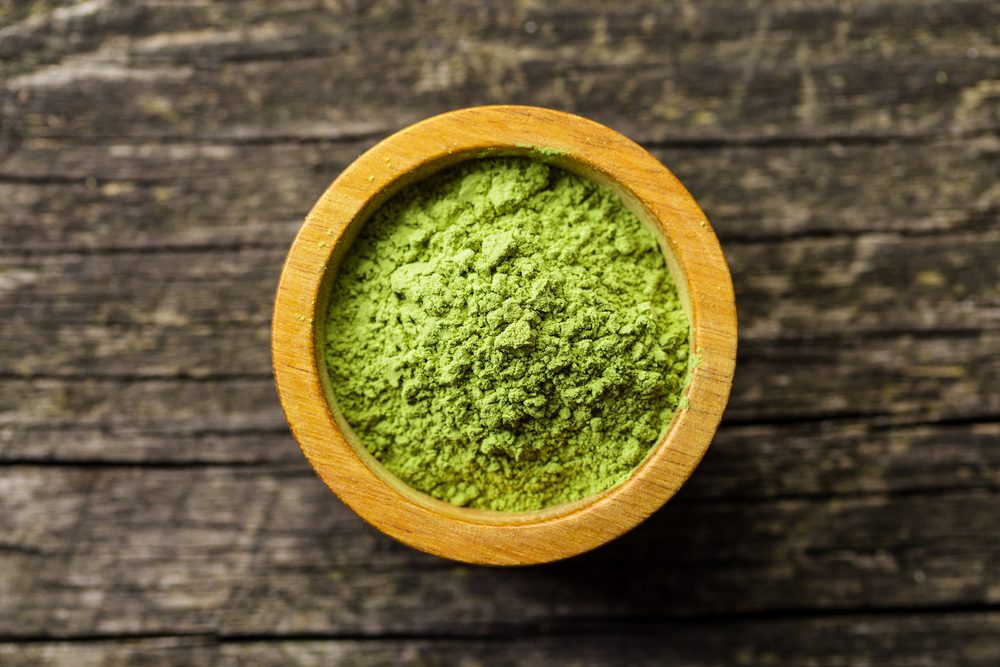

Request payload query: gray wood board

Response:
[3,613,1000,667]
[2,465,999,637]
[1,0,998,664]
[2,1,997,143]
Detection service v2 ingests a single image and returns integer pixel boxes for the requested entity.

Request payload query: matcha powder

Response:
[324,157,690,512]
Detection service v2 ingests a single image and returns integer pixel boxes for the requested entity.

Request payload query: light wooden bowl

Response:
[272,105,736,565]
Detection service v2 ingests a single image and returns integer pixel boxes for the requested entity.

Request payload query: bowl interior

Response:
[312,146,694,525]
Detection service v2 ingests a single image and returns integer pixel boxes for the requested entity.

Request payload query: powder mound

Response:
[325,157,690,512]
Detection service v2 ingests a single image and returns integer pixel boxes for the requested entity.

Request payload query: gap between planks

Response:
[2,604,1000,645]
[3,125,998,152]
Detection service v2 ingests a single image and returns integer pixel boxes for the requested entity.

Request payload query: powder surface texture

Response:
[324,157,690,511]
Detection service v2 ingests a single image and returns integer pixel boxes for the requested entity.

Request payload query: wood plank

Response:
[0,377,288,443]
[0,139,334,251]
[731,332,999,421]
[2,329,997,462]
[701,421,1000,500]
[3,612,1000,666]
[1,329,997,434]
[2,229,997,344]
[2,136,997,251]
[3,372,999,498]
[2,1,997,144]
[1,465,998,637]
[4,397,999,499]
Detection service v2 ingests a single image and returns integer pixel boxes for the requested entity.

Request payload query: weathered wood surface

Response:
[1,0,998,664]
[2,0,998,143]
[3,613,1000,667]
[3,463,1000,635]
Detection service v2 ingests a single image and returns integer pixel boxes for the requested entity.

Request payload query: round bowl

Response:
[272,105,736,565]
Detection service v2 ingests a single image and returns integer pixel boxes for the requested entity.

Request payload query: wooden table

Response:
[2,1,997,664]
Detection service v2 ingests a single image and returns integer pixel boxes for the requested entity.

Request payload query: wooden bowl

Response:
[272,105,736,565]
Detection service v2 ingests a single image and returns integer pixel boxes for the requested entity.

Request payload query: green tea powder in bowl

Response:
[324,157,690,512]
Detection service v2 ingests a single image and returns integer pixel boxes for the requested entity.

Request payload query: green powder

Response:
[324,157,690,512]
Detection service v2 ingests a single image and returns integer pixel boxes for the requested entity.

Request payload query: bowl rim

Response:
[272,105,737,565]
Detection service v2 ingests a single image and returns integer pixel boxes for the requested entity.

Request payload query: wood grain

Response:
[2,137,997,252]
[2,465,999,638]
[3,1,997,144]
[3,334,996,462]
[3,418,998,501]
[3,613,1000,666]
[3,231,997,338]
[1,0,998,662]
